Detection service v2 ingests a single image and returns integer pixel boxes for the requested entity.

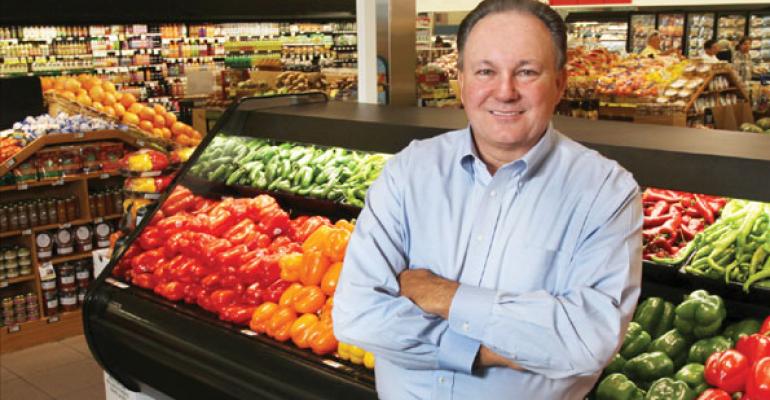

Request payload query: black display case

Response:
[84,95,770,400]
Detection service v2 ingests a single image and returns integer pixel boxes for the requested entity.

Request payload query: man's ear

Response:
[457,69,464,104]
[555,68,568,101]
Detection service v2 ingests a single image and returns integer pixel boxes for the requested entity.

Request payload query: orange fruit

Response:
[170,121,186,137]
[113,103,126,117]
[160,127,172,139]
[53,80,65,91]
[102,93,116,106]
[75,94,92,106]
[188,128,202,140]
[152,114,166,128]
[152,104,166,114]
[92,102,104,111]
[139,107,156,121]
[61,91,76,101]
[40,77,52,91]
[120,93,137,108]
[63,78,81,92]
[151,128,164,137]
[89,86,105,103]
[127,103,144,115]
[81,78,95,91]
[75,88,88,97]
[139,120,154,132]
[164,112,177,128]
[102,106,116,116]
[113,92,123,103]
[122,112,140,125]
[102,81,116,94]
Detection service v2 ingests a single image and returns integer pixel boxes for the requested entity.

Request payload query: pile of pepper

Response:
[189,135,389,208]
[594,290,770,400]
[643,188,727,263]
[112,185,370,358]
[682,200,770,292]
[0,134,31,164]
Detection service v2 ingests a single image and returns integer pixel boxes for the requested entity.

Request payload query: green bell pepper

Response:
[633,297,676,340]
[620,322,652,359]
[673,290,726,339]
[687,335,733,364]
[722,319,762,343]
[648,329,691,369]
[644,377,695,400]
[596,373,646,400]
[605,354,627,376]
[674,363,709,395]
[623,352,675,390]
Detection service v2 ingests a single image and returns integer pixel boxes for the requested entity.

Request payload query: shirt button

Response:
[462,322,470,332]
[438,377,446,384]
[489,190,497,198]
[476,235,484,242]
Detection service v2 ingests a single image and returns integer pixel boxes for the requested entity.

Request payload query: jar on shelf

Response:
[74,225,93,253]
[48,199,58,225]
[36,232,54,260]
[8,204,19,230]
[89,194,97,218]
[55,228,74,255]
[17,203,29,229]
[5,260,19,278]
[43,290,58,316]
[38,200,49,226]
[75,261,90,288]
[96,193,107,217]
[66,196,77,221]
[95,222,111,248]
[77,287,87,305]
[27,202,38,227]
[57,263,76,290]
[0,206,8,231]
[56,199,67,224]
[59,288,77,312]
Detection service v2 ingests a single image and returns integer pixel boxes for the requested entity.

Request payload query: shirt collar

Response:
[458,123,557,181]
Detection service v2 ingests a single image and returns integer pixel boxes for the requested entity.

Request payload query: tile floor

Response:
[0,335,105,400]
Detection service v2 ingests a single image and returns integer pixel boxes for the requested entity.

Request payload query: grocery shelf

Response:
[0,171,120,193]
[50,251,95,265]
[2,274,36,286]
[0,214,121,239]
[1,309,83,353]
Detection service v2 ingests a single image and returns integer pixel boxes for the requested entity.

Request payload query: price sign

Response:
[47,315,61,324]
[5,158,16,168]
[240,329,258,336]
[75,132,85,138]
[8,325,20,333]
[17,183,28,191]
[38,262,56,281]
[21,229,32,235]
[100,173,110,179]
[94,217,103,224]
[52,179,65,186]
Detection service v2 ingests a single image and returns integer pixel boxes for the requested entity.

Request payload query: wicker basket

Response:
[44,91,174,150]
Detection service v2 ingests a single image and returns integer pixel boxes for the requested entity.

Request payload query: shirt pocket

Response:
[489,243,570,294]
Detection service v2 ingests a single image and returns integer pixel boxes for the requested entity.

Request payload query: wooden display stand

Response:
[0,130,137,353]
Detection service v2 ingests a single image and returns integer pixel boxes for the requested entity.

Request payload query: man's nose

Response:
[495,75,521,102]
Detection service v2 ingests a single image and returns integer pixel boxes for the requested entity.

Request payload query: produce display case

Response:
[83,94,770,399]
[685,13,715,58]
[629,14,656,54]
[716,13,748,50]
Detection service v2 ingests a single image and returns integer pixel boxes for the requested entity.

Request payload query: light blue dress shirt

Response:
[333,125,643,400]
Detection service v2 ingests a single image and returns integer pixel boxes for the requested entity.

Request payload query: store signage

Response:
[39,262,56,281]
[48,315,61,324]
[8,324,20,333]
[17,183,28,191]
[22,229,32,235]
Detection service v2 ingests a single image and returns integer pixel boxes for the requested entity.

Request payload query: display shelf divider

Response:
[0,309,83,353]
[4,274,36,285]
[50,251,94,265]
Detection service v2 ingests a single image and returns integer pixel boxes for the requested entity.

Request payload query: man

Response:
[703,39,721,63]
[640,31,662,58]
[733,36,753,84]
[333,0,642,399]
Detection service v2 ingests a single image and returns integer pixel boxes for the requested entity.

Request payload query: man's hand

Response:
[398,269,459,319]
[476,346,524,371]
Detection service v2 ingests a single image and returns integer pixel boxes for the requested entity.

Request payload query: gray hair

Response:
[456,0,567,70]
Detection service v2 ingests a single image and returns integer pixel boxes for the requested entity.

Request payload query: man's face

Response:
[649,35,660,49]
[740,40,751,54]
[706,44,718,56]
[458,11,566,159]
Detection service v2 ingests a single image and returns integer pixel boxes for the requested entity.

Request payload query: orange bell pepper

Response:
[279,252,304,282]
[300,250,330,287]
[319,297,334,324]
[290,313,320,349]
[279,282,304,308]
[309,320,338,355]
[266,305,297,342]
[321,262,343,296]
[334,219,355,233]
[249,302,279,333]
[323,229,350,263]
[302,225,334,253]
[293,286,326,314]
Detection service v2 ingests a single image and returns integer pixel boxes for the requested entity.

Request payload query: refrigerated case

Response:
[749,12,770,66]
[83,95,770,400]
[657,13,684,54]
[630,14,656,54]
[686,12,715,57]
[567,21,628,53]
[717,13,748,50]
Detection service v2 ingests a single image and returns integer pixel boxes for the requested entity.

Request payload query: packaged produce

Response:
[58,146,82,176]
[99,142,125,172]
[124,175,174,194]
[36,147,61,180]
[120,149,170,173]
[10,112,119,137]
[0,133,30,165]
[13,159,38,183]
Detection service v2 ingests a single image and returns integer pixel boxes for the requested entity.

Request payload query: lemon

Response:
[363,352,375,369]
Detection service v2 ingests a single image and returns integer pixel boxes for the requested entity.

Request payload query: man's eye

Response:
[518,69,538,77]
[476,69,493,76]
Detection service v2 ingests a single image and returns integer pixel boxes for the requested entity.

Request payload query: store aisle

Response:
[0,335,105,400]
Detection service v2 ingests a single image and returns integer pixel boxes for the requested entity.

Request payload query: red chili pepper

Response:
[650,200,670,218]
[130,248,165,274]
[154,281,186,302]
[696,389,732,400]
[154,175,174,192]
[694,194,715,225]
[201,273,222,290]
[745,357,770,400]
[644,188,680,203]
[761,316,770,336]
[263,280,292,303]
[132,273,158,290]
[162,186,197,216]
[244,232,271,251]
[737,334,770,364]
[644,213,674,228]
[222,219,258,246]
[705,349,751,393]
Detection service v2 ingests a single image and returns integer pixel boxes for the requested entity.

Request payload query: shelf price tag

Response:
[0,281,8,288]
[52,179,64,186]
[5,158,15,168]
[60,223,72,229]
[47,315,61,324]
[74,132,85,138]
[21,229,32,235]
[99,173,110,179]
[17,183,28,191]
[322,360,343,369]
[94,217,103,224]
[136,140,145,147]
[240,329,258,337]
[38,262,56,281]
[7,324,20,333]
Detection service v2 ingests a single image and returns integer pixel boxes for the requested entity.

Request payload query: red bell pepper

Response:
[737,334,770,364]
[162,186,197,216]
[208,208,238,237]
[138,226,165,251]
[154,281,186,301]
[130,248,165,274]
[222,219,258,246]
[244,232,271,251]
[201,273,222,290]
[257,204,291,237]
[216,244,249,267]
[745,357,770,400]
[132,273,158,290]
[219,305,256,325]
[705,349,751,393]
[209,289,238,312]
[183,284,202,304]
[761,316,770,336]
[696,389,732,400]
[238,253,281,288]
[291,216,332,242]
[242,282,264,306]
[263,279,292,303]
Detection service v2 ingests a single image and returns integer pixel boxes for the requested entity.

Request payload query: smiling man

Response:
[332,1,643,399]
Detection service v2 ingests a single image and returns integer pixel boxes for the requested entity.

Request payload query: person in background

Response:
[717,39,733,62]
[733,36,753,85]
[702,39,720,63]
[333,0,643,399]
[640,31,661,58]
